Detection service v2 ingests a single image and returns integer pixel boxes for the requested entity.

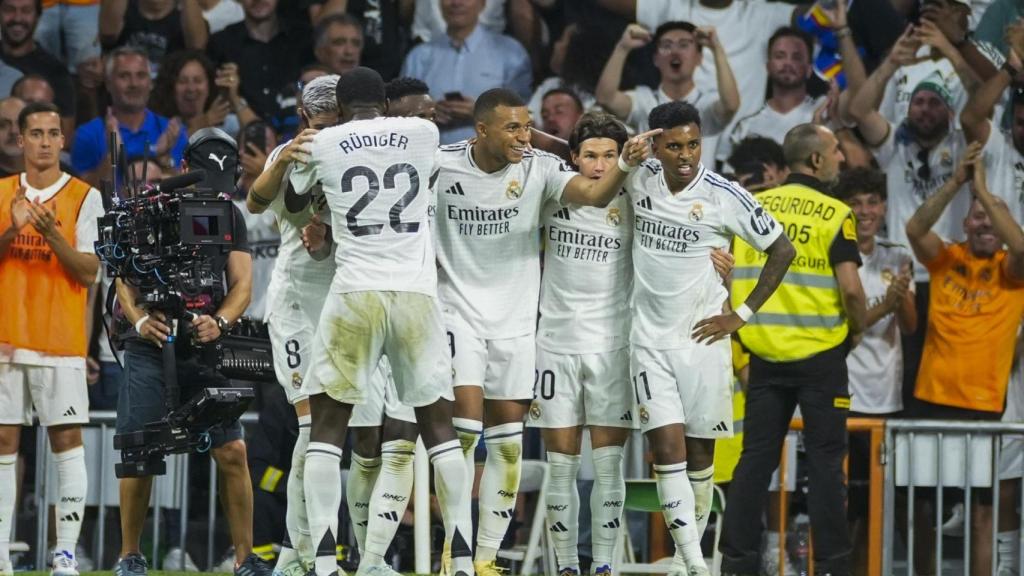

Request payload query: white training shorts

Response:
[1000,358,1024,480]
[631,341,733,438]
[301,291,454,408]
[527,346,636,429]
[446,311,535,401]
[268,301,318,405]
[350,356,417,427]
[0,362,89,426]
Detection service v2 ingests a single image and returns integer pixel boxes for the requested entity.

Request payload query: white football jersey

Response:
[981,126,1024,224]
[262,141,336,320]
[434,142,576,339]
[874,125,969,282]
[626,162,782,349]
[290,116,441,296]
[848,240,913,414]
[718,96,825,166]
[538,191,634,355]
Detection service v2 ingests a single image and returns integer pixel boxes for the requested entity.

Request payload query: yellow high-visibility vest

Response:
[731,181,856,362]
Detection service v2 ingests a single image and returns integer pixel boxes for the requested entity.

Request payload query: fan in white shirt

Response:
[961,44,1024,223]
[834,168,917,415]
[850,36,970,283]
[595,22,739,166]
[719,27,831,167]
[624,101,794,575]
[431,88,657,576]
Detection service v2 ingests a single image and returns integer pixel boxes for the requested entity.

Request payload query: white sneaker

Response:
[942,503,965,537]
[164,547,200,572]
[51,549,79,576]
[355,564,403,576]
[217,548,237,572]
[0,557,13,576]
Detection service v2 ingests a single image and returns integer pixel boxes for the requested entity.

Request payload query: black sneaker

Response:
[114,553,148,576]
[235,554,274,576]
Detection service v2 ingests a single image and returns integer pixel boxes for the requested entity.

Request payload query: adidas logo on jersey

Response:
[445,182,466,196]
[492,508,514,519]
[601,518,621,529]
[712,421,729,433]
[620,411,633,422]
[549,522,569,533]
[60,512,80,522]
[552,207,570,220]
[377,511,399,522]
[636,197,652,210]
[62,406,77,417]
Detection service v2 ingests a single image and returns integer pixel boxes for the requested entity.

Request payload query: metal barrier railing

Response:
[772,417,886,576]
[32,410,259,571]
[882,419,1024,576]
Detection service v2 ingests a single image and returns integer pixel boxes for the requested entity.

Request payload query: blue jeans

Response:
[116,340,243,448]
[88,360,121,410]
[34,3,100,72]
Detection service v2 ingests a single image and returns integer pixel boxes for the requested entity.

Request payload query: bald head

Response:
[783,123,844,185]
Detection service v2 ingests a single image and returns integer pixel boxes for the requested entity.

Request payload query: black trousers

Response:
[720,344,852,576]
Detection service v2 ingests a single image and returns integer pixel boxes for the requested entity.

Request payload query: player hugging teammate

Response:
[250,68,792,576]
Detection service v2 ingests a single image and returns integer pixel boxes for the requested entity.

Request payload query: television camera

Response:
[96,144,265,477]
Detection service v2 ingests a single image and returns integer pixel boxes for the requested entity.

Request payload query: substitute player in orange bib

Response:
[0,101,104,576]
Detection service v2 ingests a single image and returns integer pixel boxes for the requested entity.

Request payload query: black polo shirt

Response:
[207,21,314,131]
[2,45,75,117]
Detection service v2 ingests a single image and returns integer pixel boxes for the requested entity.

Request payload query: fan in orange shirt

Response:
[905,141,1024,576]
[906,142,1024,416]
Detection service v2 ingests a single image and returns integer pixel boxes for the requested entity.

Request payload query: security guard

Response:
[719,124,868,576]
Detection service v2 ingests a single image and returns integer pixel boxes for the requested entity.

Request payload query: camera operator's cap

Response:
[911,72,954,110]
[184,127,240,194]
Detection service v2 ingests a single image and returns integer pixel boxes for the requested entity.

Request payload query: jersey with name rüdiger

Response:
[626,162,781,349]
[289,116,440,296]
[538,191,633,354]
[434,142,575,339]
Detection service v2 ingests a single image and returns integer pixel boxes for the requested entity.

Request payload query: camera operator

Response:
[113,127,269,576]
[0,101,102,576]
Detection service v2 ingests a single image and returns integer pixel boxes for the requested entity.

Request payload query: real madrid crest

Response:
[506,180,522,200]
[940,149,952,168]
[639,405,649,425]
[291,372,303,389]
[881,268,894,286]
[606,207,621,227]
[530,401,542,420]
[689,202,704,222]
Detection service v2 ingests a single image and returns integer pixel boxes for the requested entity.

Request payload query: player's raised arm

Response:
[562,129,661,207]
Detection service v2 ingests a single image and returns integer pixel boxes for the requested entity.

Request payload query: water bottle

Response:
[793,513,810,576]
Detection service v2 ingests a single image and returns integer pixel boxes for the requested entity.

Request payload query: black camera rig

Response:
[96,153,261,477]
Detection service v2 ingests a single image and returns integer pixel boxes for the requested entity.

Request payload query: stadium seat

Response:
[612,480,726,575]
